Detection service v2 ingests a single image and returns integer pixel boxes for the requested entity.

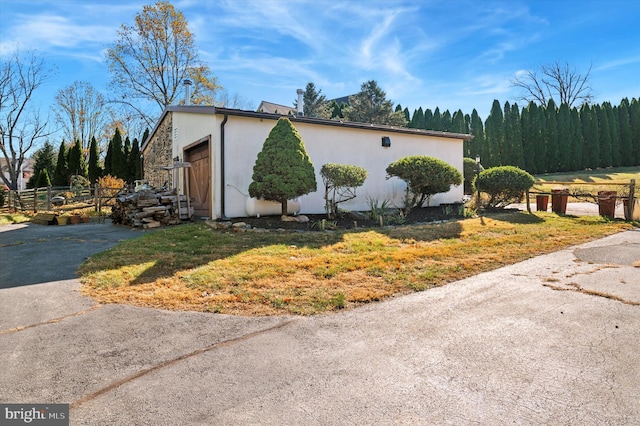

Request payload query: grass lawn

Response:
[79,211,636,316]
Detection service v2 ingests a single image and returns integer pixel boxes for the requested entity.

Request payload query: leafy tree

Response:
[512,61,593,107]
[88,136,102,183]
[67,139,87,178]
[54,81,111,153]
[27,141,56,189]
[385,155,462,211]
[105,1,221,126]
[248,118,317,216]
[295,82,331,119]
[474,166,534,209]
[0,50,53,190]
[320,163,368,219]
[343,80,407,126]
[52,141,69,186]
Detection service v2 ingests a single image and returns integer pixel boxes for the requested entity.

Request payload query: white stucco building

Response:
[141,106,472,219]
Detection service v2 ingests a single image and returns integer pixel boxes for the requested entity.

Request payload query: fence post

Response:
[33,188,38,213]
[627,179,636,221]
[95,185,100,212]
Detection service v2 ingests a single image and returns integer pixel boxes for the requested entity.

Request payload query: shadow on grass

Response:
[480,210,546,224]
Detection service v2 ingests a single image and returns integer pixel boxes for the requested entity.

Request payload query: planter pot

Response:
[69,215,81,224]
[551,189,569,214]
[598,191,617,219]
[536,195,549,212]
[56,216,69,225]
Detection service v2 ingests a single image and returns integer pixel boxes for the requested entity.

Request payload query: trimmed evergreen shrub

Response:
[249,118,317,215]
[474,166,534,208]
[386,155,462,211]
[320,163,368,218]
[463,157,484,194]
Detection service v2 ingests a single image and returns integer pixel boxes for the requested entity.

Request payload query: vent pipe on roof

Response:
[296,89,304,116]
[184,79,193,106]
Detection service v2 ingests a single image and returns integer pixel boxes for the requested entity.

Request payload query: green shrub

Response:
[463,157,484,194]
[321,163,368,218]
[474,166,535,208]
[386,156,462,211]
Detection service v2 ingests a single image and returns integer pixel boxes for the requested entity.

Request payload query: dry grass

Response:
[79,211,635,316]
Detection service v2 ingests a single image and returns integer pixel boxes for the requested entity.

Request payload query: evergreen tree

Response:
[531,102,547,173]
[595,104,612,167]
[110,128,126,179]
[618,99,633,167]
[557,103,572,172]
[128,138,142,181]
[67,139,87,178]
[504,101,523,168]
[432,107,442,131]
[451,110,467,134]
[424,109,434,130]
[569,107,584,171]
[410,107,424,129]
[606,102,621,167]
[343,80,407,126]
[402,107,410,123]
[629,98,640,165]
[484,100,505,167]
[328,100,343,119]
[27,141,56,189]
[469,109,485,162]
[520,103,535,173]
[296,82,330,118]
[141,127,150,146]
[545,99,559,172]
[123,136,133,182]
[88,136,102,183]
[52,141,69,186]
[248,118,317,216]
[441,109,452,132]
[581,104,600,169]
[104,139,113,177]
[35,168,51,188]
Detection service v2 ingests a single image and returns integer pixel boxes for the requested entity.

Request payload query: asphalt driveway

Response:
[1,220,639,425]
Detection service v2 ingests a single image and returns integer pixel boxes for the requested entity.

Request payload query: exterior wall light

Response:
[382,136,391,147]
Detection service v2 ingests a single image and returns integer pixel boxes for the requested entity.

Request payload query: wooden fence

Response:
[5,185,125,214]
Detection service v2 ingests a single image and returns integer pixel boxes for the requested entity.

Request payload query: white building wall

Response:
[171,111,464,219]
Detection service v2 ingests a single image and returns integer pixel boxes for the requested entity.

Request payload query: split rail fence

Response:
[4,185,125,214]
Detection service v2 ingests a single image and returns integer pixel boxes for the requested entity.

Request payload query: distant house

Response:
[0,157,33,191]
[257,101,297,116]
[141,105,472,220]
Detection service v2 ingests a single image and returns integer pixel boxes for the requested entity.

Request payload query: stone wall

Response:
[143,113,173,188]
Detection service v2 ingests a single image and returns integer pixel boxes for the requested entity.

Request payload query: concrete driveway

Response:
[1,220,639,425]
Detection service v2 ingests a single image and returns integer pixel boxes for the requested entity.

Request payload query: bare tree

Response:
[512,62,593,107]
[105,1,221,127]
[54,81,112,154]
[0,50,53,190]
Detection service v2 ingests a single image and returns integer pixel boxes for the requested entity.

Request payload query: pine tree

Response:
[36,168,51,188]
[629,98,640,165]
[104,139,113,177]
[123,136,133,182]
[141,127,150,146]
[545,99,559,173]
[618,99,633,167]
[402,107,410,124]
[557,103,572,172]
[410,107,424,129]
[248,118,317,216]
[606,102,621,167]
[569,107,584,171]
[27,141,56,189]
[88,136,102,183]
[110,128,126,179]
[469,109,485,162]
[581,104,600,169]
[53,141,69,186]
[596,104,612,167]
[504,101,523,168]
[424,109,434,130]
[432,107,442,131]
[531,102,547,173]
[484,100,505,167]
[296,82,330,118]
[128,138,142,181]
[441,110,452,132]
[67,139,87,178]
[520,103,535,173]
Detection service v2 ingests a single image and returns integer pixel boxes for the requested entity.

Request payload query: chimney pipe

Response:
[184,79,193,106]
[296,89,304,116]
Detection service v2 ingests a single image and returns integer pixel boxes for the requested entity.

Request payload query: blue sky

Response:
[1,0,639,134]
